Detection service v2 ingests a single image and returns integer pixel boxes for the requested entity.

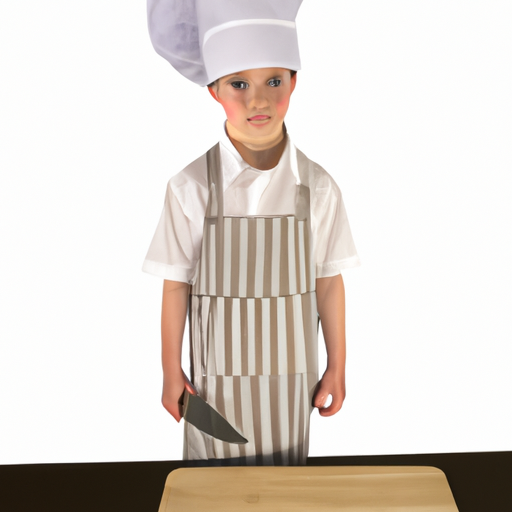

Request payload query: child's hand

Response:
[162,369,197,422]
[313,369,346,417]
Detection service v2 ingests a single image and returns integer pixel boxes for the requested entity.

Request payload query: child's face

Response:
[209,68,296,141]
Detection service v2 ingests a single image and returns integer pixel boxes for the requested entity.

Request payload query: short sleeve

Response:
[311,168,360,278]
[142,158,208,283]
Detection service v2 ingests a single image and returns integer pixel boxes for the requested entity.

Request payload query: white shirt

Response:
[143,129,360,283]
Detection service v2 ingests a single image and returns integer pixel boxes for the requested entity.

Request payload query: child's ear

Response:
[290,72,297,95]
[208,86,219,102]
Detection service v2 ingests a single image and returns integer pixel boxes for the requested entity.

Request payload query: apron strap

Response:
[206,144,225,284]
[294,147,312,222]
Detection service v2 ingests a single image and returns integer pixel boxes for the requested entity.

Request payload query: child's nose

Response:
[248,87,270,109]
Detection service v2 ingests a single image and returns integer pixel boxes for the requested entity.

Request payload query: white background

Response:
[1,1,511,464]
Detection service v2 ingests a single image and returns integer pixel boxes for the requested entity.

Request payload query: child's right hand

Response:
[162,369,197,422]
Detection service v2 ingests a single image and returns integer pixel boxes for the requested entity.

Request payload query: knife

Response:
[180,389,248,444]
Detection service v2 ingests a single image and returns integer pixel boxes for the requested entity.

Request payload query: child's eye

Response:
[231,81,249,89]
[268,79,281,87]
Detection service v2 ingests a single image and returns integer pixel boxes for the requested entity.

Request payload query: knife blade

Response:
[181,389,248,444]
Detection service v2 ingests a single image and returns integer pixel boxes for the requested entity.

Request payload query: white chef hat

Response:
[147,0,303,86]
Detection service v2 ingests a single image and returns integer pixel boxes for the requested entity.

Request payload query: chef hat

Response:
[147,0,303,86]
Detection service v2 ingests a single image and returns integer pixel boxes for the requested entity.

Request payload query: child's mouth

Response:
[248,115,271,124]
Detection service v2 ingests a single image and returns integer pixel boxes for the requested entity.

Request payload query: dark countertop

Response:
[1,451,510,512]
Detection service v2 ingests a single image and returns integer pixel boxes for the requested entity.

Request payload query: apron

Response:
[184,144,318,465]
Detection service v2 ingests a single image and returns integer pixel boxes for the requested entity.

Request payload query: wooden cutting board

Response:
[158,466,459,511]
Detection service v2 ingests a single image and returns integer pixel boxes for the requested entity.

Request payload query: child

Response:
[144,0,360,465]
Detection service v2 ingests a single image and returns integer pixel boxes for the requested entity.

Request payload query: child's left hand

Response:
[313,368,346,417]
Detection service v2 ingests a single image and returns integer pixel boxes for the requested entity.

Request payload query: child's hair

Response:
[207,70,297,89]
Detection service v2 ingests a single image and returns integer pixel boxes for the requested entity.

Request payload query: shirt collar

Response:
[219,124,248,190]
[219,122,295,191]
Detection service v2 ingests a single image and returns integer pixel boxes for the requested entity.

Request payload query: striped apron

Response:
[184,144,318,465]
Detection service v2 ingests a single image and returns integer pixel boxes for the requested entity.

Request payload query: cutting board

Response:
[158,466,459,511]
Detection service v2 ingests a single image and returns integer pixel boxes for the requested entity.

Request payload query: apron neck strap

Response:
[206,143,223,219]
